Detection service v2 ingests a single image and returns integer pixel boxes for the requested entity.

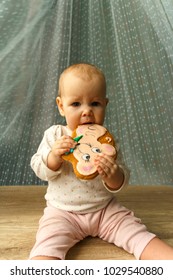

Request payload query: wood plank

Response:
[0,185,173,260]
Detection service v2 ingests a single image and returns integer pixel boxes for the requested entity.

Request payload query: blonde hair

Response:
[58,63,106,96]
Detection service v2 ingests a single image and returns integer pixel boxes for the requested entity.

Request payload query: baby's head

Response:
[58,63,106,97]
[57,63,108,131]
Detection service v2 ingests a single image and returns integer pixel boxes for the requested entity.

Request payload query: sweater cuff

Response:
[103,165,130,193]
[41,149,62,180]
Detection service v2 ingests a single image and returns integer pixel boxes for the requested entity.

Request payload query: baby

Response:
[29,63,173,260]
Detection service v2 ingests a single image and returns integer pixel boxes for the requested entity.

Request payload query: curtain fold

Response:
[0,0,173,186]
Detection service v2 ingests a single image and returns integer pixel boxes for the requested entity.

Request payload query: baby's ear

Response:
[56,97,65,116]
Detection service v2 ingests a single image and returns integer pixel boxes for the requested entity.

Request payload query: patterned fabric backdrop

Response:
[0,0,173,186]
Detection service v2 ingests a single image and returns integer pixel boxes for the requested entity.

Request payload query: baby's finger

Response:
[100,153,115,164]
[95,154,118,177]
[94,154,114,168]
[97,165,109,178]
[55,138,75,149]
[52,140,75,157]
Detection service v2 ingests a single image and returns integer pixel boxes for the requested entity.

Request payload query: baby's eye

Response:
[71,102,80,107]
[91,147,101,153]
[91,101,100,107]
[82,154,90,162]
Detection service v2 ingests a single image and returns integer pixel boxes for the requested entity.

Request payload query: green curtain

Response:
[0,0,173,186]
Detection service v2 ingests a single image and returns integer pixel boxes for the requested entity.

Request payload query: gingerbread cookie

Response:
[62,124,117,180]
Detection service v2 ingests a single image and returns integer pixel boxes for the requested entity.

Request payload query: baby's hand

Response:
[52,135,76,157]
[94,153,124,190]
[47,136,76,171]
[94,153,117,178]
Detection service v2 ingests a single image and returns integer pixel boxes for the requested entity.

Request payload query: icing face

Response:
[73,124,116,177]
[62,124,117,179]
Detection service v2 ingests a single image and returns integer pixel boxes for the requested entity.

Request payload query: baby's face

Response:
[56,72,108,131]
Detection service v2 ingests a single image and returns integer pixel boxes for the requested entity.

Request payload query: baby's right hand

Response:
[47,135,75,171]
[52,135,76,157]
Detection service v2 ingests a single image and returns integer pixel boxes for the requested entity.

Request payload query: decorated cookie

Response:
[62,124,117,180]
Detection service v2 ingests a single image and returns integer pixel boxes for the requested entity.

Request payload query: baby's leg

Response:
[98,198,156,259]
[29,206,87,260]
[30,256,60,260]
[140,237,173,260]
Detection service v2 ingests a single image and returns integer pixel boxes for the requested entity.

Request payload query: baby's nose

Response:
[82,106,92,116]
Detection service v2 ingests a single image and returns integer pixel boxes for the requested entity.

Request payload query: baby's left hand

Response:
[94,153,124,190]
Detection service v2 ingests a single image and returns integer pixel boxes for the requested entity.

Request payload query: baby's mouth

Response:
[81,121,94,125]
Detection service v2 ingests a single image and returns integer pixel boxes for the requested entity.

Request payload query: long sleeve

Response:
[31,125,63,181]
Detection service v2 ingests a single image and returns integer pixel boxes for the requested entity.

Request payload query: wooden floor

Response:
[0,185,173,260]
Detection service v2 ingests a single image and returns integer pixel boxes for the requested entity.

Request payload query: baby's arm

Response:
[31,125,76,180]
[47,135,76,171]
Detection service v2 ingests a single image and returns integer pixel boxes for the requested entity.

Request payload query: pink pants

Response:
[29,198,155,260]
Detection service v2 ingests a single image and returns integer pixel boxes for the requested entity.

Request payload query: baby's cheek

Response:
[101,144,116,156]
